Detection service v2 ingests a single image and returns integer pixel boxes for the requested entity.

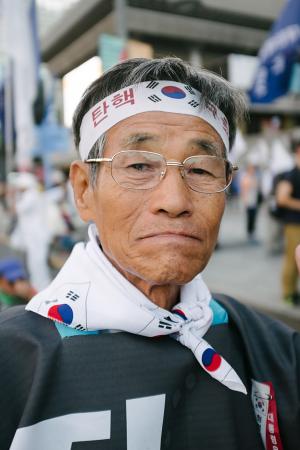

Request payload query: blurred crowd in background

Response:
[0,161,86,308]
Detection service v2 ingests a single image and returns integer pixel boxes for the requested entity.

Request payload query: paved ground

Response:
[203,198,300,331]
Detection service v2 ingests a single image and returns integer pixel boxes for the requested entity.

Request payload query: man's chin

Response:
[137,256,208,286]
[105,243,211,286]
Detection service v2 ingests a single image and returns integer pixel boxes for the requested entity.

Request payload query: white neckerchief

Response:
[26,224,246,395]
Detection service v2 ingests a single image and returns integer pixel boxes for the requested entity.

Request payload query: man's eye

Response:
[188,168,214,176]
[128,163,152,171]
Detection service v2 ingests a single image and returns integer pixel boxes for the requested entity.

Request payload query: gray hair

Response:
[72,57,247,186]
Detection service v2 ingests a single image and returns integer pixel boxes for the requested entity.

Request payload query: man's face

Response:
[76,111,226,286]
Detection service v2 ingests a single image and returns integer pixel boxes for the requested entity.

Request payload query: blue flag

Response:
[249,0,300,103]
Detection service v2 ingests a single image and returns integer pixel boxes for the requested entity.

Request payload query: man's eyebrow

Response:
[121,133,159,147]
[190,139,224,157]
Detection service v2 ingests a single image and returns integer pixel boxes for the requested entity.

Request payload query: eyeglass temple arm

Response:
[84,158,112,163]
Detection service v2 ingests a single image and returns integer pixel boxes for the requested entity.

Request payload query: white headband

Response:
[79,81,230,160]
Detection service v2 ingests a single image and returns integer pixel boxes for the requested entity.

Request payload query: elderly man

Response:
[1,58,300,450]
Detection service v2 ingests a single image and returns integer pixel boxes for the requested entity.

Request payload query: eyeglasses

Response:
[85,150,238,194]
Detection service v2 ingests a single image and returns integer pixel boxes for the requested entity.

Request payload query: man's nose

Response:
[149,165,194,218]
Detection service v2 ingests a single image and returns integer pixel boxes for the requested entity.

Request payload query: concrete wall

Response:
[41,0,286,76]
[202,0,284,20]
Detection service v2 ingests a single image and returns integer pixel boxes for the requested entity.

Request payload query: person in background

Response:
[277,138,300,305]
[45,169,79,270]
[32,156,45,186]
[240,163,262,244]
[0,180,11,243]
[8,172,52,291]
[0,258,36,310]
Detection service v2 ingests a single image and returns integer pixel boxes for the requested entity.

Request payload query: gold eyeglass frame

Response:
[85,150,238,194]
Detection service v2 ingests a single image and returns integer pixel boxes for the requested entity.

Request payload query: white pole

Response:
[114,0,128,41]
[4,56,14,177]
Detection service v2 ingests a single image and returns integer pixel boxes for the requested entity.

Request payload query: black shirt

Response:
[0,295,299,450]
[282,167,300,224]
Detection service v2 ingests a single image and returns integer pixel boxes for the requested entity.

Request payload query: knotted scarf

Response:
[26,224,247,395]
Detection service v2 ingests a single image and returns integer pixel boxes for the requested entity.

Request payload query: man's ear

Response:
[69,161,95,222]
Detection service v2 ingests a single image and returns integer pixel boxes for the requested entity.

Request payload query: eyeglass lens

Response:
[111,151,231,193]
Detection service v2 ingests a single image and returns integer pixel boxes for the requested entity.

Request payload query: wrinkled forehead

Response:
[104,112,225,157]
[78,81,229,160]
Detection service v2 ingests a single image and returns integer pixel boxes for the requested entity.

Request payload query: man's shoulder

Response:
[0,305,59,342]
[214,294,299,349]
[216,292,291,321]
[0,304,27,322]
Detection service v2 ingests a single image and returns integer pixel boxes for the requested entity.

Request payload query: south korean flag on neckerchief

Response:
[172,306,247,394]
[26,226,247,396]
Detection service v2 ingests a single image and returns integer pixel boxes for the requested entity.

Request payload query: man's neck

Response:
[102,250,180,310]
[128,278,180,310]
[118,267,180,310]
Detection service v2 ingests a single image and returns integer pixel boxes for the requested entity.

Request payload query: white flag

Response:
[2,0,39,169]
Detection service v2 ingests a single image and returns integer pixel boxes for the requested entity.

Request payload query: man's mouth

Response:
[140,231,201,241]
